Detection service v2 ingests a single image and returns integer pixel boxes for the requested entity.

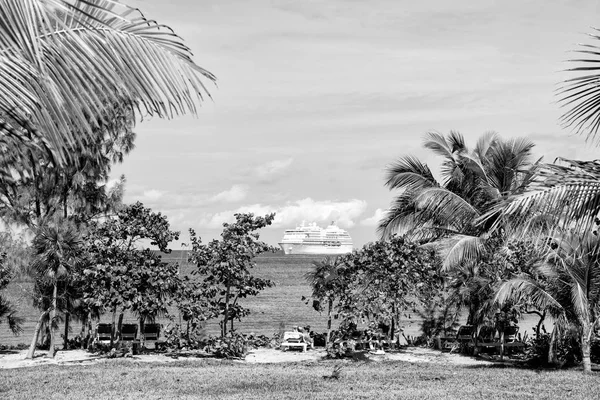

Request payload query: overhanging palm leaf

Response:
[0,0,216,163]
[558,28,600,144]
[439,235,487,272]
[481,158,600,236]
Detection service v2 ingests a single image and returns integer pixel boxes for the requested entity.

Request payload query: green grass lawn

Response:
[1,359,598,399]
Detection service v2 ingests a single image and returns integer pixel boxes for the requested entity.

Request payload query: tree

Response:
[27,219,82,358]
[333,236,442,341]
[496,231,600,373]
[75,202,181,346]
[0,254,23,336]
[379,131,538,245]
[188,213,277,337]
[305,256,343,345]
[0,232,30,336]
[0,103,134,230]
[0,0,215,164]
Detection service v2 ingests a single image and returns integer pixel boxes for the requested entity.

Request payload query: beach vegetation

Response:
[188,213,277,337]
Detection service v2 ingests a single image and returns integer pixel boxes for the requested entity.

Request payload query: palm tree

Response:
[379,131,538,243]
[27,219,82,358]
[305,256,342,345]
[496,231,600,373]
[380,132,538,267]
[0,0,215,164]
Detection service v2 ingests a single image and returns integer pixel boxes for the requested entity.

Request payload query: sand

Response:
[0,347,493,369]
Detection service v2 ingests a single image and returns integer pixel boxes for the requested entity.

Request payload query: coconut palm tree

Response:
[0,0,215,165]
[27,219,82,358]
[496,231,600,373]
[305,256,342,345]
[379,131,539,262]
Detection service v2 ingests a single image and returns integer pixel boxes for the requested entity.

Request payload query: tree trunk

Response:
[110,309,116,347]
[499,330,505,361]
[139,316,145,348]
[548,326,558,365]
[48,283,58,358]
[326,298,333,345]
[117,313,124,341]
[63,312,70,350]
[536,311,546,338]
[26,308,51,359]
[223,286,231,337]
[582,322,593,374]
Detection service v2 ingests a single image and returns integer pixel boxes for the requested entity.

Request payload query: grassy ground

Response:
[1,359,598,399]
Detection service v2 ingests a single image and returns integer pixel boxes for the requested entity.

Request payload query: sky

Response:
[113,0,600,249]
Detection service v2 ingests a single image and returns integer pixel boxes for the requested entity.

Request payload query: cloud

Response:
[360,208,385,227]
[209,184,248,203]
[254,158,294,182]
[142,189,166,201]
[198,198,368,229]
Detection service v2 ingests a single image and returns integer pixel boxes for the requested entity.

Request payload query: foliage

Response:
[304,256,343,344]
[188,213,277,337]
[379,131,538,242]
[331,236,442,336]
[0,232,30,335]
[496,231,600,372]
[73,202,183,336]
[0,0,215,164]
[27,218,83,358]
[202,333,249,359]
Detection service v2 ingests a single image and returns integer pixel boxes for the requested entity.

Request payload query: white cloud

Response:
[142,189,166,201]
[209,184,248,203]
[254,158,294,182]
[360,208,385,227]
[198,197,368,229]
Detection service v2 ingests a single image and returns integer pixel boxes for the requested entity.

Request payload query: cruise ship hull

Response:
[279,243,353,255]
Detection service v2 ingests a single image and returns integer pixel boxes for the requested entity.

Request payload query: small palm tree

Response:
[305,256,342,345]
[27,219,82,358]
[496,231,600,373]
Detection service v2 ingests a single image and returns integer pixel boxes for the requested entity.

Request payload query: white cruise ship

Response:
[278,222,353,255]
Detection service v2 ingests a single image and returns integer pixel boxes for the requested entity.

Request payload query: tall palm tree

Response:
[496,231,600,373]
[0,0,216,164]
[305,256,341,345]
[27,219,82,358]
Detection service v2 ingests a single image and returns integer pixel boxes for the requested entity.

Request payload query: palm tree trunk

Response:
[499,330,505,361]
[26,308,51,359]
[582,322,593,373]
[548,326,558,365]
[48,283,58,358]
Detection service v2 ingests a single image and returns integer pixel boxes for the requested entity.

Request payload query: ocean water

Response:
[0,251,544,346]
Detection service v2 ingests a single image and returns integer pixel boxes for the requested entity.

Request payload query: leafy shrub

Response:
[203,333,248,359]
[525,329,585,368]
[161,323,207,351]
[88,341,137,357]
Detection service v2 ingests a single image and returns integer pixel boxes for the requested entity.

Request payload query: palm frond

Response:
[414,187,480,230]
[439,235,487,272]
[384,155,438,191]
[0,0,216,163]
[480,158,600,236]
[495,277,564,318]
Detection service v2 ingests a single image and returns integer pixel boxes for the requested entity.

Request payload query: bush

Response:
[524,328,589,368]
[203,333,248,359]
